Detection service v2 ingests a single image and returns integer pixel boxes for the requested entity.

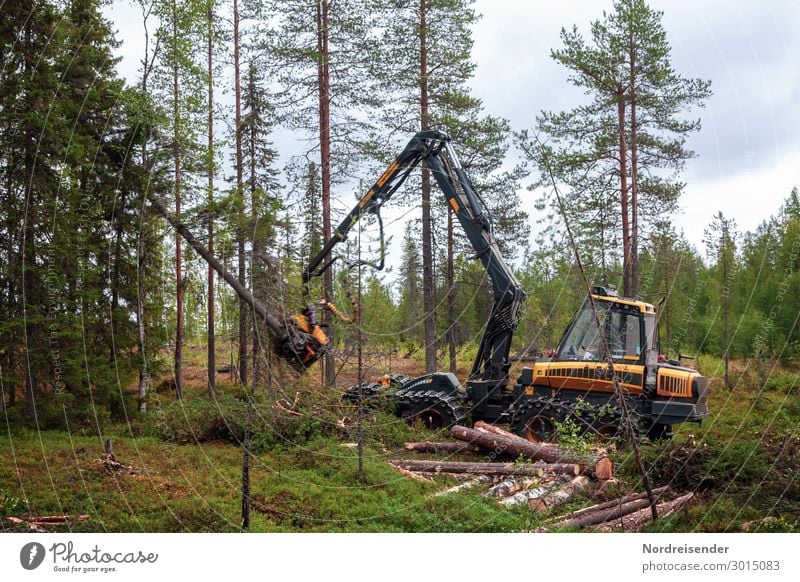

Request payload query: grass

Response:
[1,352,798,532]
[0,428,536,532]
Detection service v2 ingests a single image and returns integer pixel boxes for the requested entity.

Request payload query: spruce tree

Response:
[704,212,737,390]
[242,61,280,387]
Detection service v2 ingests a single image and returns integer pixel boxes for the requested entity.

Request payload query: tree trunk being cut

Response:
[146,194,286,340]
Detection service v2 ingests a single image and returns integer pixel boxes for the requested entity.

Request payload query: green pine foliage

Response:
[519,0,711,297]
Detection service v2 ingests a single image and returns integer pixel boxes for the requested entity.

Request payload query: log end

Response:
[594,457,613,481]
[528,498,548,512]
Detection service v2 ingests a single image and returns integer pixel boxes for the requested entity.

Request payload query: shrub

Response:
[144,393,328,452]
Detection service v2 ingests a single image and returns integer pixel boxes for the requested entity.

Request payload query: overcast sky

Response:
[105,0,799,264]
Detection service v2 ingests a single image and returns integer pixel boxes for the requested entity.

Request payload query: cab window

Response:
[558,301,642,362]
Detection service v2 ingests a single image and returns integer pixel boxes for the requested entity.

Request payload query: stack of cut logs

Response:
[387,422,693,531]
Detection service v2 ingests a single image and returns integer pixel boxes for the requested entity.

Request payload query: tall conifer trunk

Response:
[447,208,456,373]
[248,68,263,388]
[22,18,39,416]
[616,95,631,297]
[207,1,216,395]
[234,0,247,387]
[419,0,437,373]
[317,0,335,386]
[629,41,639,298]
[172,0,184,400]
[137,3,155,413]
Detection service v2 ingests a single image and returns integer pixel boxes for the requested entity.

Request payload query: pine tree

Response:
[521,0,711,298]
[377,0,525,372]
[233,0,249,388]
[133,0,162,413]
[262,0,381,386]
[205,0,217,395]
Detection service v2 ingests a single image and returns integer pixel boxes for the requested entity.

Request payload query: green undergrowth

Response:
[611,376,800,532]
[0,428,535,532]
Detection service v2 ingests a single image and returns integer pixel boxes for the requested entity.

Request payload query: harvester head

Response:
[272,310,331,371]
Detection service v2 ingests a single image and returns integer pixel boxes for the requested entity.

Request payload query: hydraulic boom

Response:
[305,131,526,400]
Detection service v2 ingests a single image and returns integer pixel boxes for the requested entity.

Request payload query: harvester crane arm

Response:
[306,130,526,395]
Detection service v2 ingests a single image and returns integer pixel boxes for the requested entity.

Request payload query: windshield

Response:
[557,300,642,362]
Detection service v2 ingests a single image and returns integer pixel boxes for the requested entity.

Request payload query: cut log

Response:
[473,422,609,459]
[450,426,569,463]
[29,514,90,524]
[5,515,89,530]
[484,477,519,498]
[528,476,591,512]
[389,459,579,477]
[403,441,483,454]
[485,477,537,499]
[417,472,486,480]
[433,475,495,497]
[450,425,612,479]
[474,421,530,443]
[500,476,571,506]
[549,486,669,524]
[5,516,46,532]
[596,492,694,531]
[550,496,663,528]
[388,463,435,484]
[591,457,614,481]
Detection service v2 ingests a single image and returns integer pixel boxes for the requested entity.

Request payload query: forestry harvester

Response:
[150,131,708,441]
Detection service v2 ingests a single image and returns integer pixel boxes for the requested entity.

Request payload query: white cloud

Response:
[680,146,799,253]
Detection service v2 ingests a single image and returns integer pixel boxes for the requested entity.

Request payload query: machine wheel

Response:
[645,422,673,441]
[387,374,412,389]
[398,390,466,431]
[341,382,385,404]
[511,399,566,443]
[572,404,624,443]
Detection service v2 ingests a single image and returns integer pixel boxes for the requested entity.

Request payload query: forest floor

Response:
[1,349,798,532]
